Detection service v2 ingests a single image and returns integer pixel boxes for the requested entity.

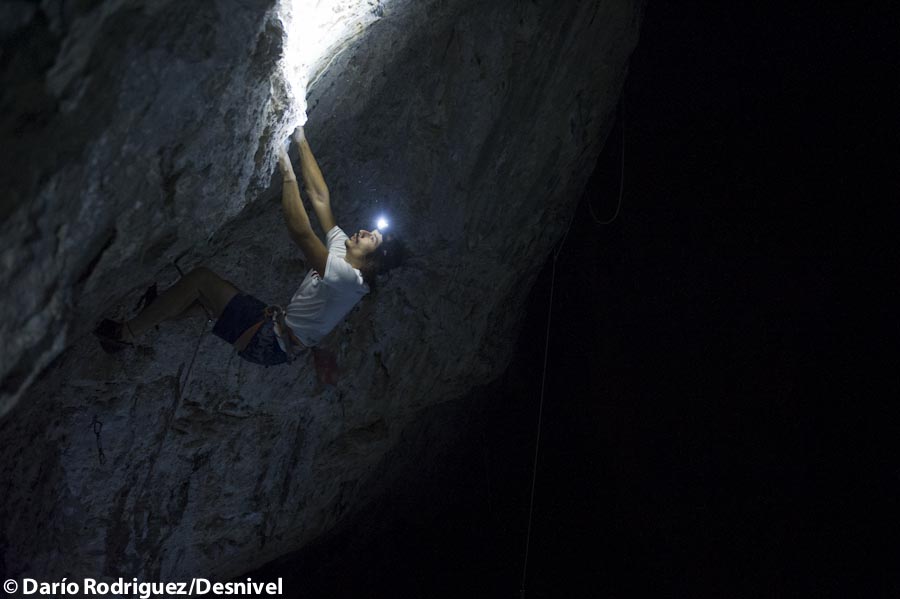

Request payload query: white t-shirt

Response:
[285,226,369,347]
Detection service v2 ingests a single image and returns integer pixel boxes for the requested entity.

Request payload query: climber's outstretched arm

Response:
[279,149,328,274]
[293,127,337,233]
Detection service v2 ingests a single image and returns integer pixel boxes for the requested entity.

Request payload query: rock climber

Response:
[94,126,403,367]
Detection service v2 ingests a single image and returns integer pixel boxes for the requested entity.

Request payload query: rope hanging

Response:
[519,91,626,598]
[587,94,626,225]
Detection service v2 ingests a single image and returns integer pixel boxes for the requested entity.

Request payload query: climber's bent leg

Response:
[126,267,239,338]
[169,301,207,321]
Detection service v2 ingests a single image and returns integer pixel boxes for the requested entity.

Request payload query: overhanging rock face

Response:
[0,0,643,582]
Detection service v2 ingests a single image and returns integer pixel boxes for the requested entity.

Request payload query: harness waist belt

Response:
[233,305,307,362]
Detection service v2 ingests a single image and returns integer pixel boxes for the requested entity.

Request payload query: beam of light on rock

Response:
[277,0,388,125]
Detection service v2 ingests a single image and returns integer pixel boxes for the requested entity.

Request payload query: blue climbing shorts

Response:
[212,293,288,366]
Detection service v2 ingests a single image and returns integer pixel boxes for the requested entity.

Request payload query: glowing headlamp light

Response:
[376,217,389,230]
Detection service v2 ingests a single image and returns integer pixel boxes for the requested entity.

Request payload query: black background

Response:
[251,2,898,596]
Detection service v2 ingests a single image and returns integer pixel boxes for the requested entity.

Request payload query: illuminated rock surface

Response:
[0,0,643,581]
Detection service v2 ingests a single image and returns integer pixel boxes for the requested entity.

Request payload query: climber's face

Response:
[346,229,383,256]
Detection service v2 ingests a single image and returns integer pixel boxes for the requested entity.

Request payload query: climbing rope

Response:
[519,91,626,598]
[171,258,214,397]
[587,93,626,225]
[519,230,566,599]
[179,318,210,397]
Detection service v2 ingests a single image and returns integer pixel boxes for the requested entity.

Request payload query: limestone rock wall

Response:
[0,0,643,583]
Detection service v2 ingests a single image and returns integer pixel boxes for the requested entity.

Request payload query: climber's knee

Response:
[187,266,238,318]
[187,267,224,294]
[186,266,216,284]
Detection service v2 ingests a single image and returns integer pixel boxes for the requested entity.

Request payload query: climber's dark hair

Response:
[360,233,407,291]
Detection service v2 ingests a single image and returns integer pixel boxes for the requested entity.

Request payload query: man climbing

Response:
[95,126,402,368]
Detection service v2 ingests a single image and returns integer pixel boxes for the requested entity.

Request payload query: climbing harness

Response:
[233,305,307,363]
